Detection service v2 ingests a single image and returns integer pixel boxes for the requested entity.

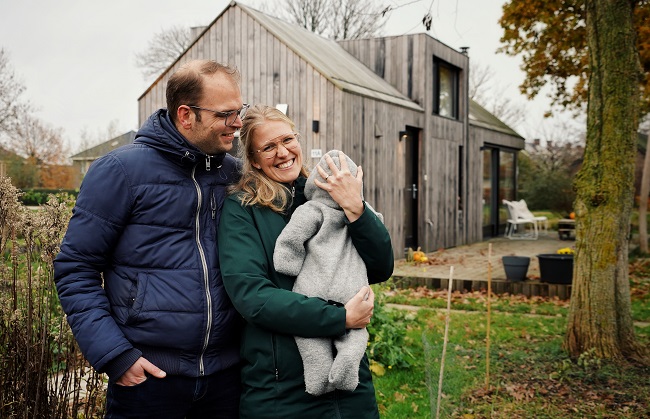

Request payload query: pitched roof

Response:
[140,1,423,112]
[469,100,523,139]
[237,3,423,112]
[140,1,521,139]
[71,131,136,160]
[240,2,524,137]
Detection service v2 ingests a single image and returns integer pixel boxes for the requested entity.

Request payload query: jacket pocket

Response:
[126,273,149,325]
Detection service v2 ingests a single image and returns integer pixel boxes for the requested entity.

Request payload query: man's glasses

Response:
[252,132,301,159]
[188,103,250,126]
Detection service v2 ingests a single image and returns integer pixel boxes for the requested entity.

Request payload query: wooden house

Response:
[137,1,524,257]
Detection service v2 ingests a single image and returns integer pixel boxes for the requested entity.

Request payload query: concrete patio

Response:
[392,233,575,298]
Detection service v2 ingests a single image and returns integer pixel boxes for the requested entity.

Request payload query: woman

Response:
[218,105,394,418]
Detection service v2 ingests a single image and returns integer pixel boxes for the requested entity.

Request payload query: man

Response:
[54,60,247,418]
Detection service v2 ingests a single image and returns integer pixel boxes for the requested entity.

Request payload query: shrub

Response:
[518,142,581,213]
[368,283,416,374]
[19,188,79,206]
[0,178,105,418]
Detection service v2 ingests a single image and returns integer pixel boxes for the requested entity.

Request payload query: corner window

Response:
[433,59,459,119]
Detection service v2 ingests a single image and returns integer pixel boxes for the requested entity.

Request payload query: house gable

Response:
[136,2,529,254]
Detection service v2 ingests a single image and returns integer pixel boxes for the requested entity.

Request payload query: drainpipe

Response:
[461,46,470,245]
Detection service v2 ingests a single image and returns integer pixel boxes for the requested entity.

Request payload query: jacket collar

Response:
[134,108,227,169]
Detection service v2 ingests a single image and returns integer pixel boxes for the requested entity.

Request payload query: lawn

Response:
[371,271,650,418]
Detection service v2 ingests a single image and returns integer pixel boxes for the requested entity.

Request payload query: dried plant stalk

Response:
[436,266,454,419]
[486,243,492,388]
[0,186,106,418]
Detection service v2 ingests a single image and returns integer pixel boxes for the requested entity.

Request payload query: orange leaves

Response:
[499,0,650,114]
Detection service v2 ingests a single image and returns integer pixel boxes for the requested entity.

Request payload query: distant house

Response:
[137,1,524,256]
[70,131,136,185]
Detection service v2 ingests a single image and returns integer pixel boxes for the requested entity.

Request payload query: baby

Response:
[273,150,384,395]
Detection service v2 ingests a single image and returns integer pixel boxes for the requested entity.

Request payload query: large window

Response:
[482,146,517,237]
[433,59,459,119]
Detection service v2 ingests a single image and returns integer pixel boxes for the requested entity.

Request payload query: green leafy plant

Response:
[368,283,415,374]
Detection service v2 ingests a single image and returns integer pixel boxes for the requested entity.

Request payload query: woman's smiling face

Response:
[250,120,303,184]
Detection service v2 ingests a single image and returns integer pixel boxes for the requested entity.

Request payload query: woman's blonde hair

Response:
[232,105,309,212]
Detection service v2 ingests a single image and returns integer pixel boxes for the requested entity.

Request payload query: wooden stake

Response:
[485,243,492,388]
[436,266,454,419]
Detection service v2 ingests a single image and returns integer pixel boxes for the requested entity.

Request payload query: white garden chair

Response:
[503,200,538,240]
[507,199,549,235]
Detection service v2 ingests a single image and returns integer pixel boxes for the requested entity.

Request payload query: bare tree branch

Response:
[275,0,386,40]
[6,113,69,165]
[526,120,585,177]
[469,62,495,101]
[134,25,193,80]
[0,49,30,136]
[76,119,123,154]
[328,0,386,40]
[285,0,330,34]
[469,61,527,130]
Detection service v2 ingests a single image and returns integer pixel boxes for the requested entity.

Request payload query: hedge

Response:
[19,188,79,206]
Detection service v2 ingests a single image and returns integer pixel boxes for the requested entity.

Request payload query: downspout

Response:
[461,46,470,245]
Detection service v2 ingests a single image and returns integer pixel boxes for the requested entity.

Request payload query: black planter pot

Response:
[537,254,574,284]
[502,256,530,282]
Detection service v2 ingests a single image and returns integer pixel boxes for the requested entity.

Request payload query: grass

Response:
[372,276,650,418]
[383,288,572,317]
[3,192,648,417]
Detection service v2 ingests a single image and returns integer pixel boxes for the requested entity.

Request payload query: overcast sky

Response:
[0,0,566,153]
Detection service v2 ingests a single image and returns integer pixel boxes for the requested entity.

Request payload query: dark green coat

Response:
[218,178,394,418]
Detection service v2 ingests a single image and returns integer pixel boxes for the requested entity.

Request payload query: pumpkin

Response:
[412,247,427,263]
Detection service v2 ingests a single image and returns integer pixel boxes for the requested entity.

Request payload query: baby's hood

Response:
[304,150,361,208]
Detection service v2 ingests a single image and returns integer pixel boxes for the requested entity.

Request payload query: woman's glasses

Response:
[252,132,301,159]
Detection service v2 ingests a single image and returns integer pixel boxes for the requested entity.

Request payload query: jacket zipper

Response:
[272,334,279,381]
[210,192,216,220]
[191,164,212,376]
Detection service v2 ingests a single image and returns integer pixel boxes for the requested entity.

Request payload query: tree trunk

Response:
[566,0,648,364]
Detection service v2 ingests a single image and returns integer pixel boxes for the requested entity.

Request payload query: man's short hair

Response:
[166,60,240,123]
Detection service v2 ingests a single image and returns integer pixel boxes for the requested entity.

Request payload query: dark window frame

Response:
[433,58,459,119]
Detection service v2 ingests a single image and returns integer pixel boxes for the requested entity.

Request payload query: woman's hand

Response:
[314,152,364,222]
[344,286,375,329]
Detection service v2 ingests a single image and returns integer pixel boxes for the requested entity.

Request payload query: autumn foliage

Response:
[498,0,650,115]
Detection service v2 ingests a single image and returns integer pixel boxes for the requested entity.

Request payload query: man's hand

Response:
[344,286,375,329]
[115,357,166,386]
